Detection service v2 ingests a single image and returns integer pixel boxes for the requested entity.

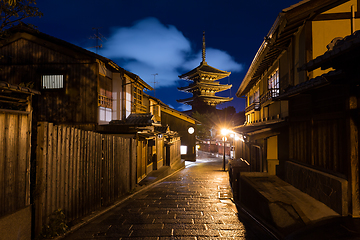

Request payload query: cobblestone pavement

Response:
[62,152,260,239]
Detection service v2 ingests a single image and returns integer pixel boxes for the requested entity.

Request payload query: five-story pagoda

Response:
[177,32,232,113]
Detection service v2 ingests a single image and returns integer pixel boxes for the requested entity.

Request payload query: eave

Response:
[161,105,200,124]
[178,82,232,92]
[122,69,153,91]
[277,71,339,100]
[299,30,360,72]
[177,95,233,104]
[0,81,40,95]
[236,0,350,98]
[179,61,230,81]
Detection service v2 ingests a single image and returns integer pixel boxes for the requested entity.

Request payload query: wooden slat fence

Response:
[289,118,347,175]
[166,137,181,167]
[0,110,31,217]
[35,122,136,235]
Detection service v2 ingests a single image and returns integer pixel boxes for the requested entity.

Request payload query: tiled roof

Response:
[0,81,40,95]
[299,30,360,72]
[179,62,230,80]
[177,95,233,104]
[125,113,155,125]
[281,30,360,99]
[178,81,232,92]
[110,113,157,126]
[233,118,287,135]
[154,125,169,133]
[278,70,344,99]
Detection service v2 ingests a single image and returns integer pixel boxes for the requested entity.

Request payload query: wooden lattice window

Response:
[98,75,112,108]
[268,69,279,97]
[133,85,143,105]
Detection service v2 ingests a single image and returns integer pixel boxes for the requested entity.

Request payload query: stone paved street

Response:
[62,152,261,239]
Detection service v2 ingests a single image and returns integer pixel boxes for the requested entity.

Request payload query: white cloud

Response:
[101,17,243,88]
[183,48,243,72]
[177,104,192,112]
[165,104,175,109]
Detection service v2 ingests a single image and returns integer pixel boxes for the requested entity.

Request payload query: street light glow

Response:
[221,128,230,136]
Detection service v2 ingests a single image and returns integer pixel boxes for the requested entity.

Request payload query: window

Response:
[254,89,260,103]
[133,85,143,105]
[180,145,187,155]
[99,75,112,108]
[249,94,254,105]
[132,84,146,113]
[246,114,251,123]
[268,69,279,97]
[248,88,259,105]
[98,88,112,108]
[42,75,64,89]
[99,106,112,123]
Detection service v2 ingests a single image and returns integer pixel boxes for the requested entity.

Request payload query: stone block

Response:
[284,161,348,216]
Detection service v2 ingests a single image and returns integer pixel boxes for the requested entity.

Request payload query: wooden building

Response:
[177,32,232,114]
[99,93,190,182]
[0,25,186,237]
[285,30,360,217]
[0,25,186,184]
[0,24,153,130]
[160,102,198,161]
[138,93,198,164]
[234,0,360,217]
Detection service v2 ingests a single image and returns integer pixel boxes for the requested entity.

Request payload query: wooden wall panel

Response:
[0,38,99,125]
[289,118,347,176]
[0,111,31,218]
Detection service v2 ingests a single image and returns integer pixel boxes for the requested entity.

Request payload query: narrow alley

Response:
[60,152,271,239]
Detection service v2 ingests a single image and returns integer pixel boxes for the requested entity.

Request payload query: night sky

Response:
[24,0,300,113]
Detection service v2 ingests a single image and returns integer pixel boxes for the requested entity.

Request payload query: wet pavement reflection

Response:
[63,151,262,239]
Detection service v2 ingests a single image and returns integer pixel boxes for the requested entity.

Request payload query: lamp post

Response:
[221,128,229,171]
[223,137,226,170]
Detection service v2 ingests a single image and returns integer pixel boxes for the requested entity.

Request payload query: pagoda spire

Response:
[202,31,206,64]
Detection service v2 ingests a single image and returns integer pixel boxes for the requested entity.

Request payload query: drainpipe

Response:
[351,5,356,34]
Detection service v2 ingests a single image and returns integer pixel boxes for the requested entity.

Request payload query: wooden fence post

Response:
[34,122,48,236]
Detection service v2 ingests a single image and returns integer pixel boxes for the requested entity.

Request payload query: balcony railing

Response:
[260,88,279,105]
[245,101,260,112]
[132,102,147,113]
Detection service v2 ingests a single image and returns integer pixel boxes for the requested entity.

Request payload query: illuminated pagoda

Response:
[177,32,232,113]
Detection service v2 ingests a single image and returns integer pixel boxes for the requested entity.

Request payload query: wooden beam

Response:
[349,95,360,217]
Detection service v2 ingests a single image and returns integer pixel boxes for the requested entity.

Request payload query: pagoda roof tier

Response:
[179,61,230,81]
[177,95,233,106]
[178,82,232,93]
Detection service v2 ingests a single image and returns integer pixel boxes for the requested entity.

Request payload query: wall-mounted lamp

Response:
[188,127,195,134]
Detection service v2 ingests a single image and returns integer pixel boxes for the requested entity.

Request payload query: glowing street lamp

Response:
[221,128,229,171]
[221,128,230,136]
